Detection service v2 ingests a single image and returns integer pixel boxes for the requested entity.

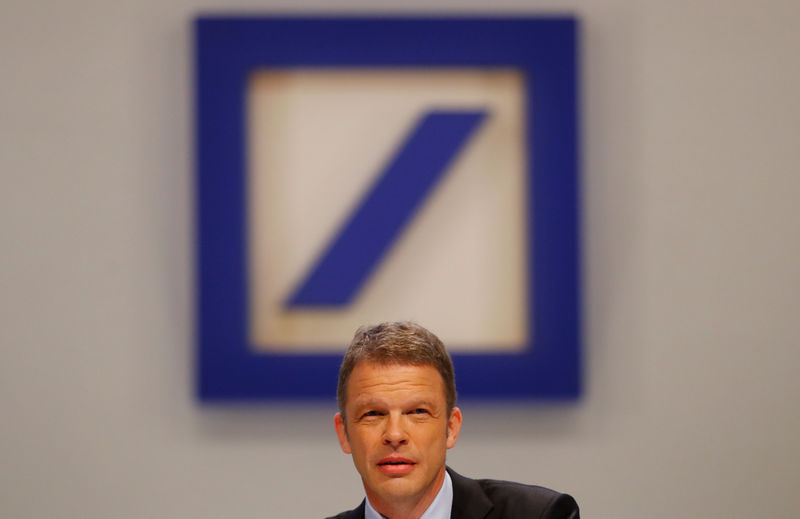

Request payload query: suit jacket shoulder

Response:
[449,467,579,519]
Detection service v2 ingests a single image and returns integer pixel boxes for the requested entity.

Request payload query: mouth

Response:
[377,457,416,476]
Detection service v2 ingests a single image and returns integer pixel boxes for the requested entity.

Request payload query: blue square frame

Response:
[195,16,581,401]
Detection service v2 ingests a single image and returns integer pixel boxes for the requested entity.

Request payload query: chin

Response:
[381,477,426,499]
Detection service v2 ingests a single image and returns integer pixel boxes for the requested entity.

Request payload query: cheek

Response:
[349,430,377,458]
[421,426,448,451]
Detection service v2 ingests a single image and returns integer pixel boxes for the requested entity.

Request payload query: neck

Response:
[367,467,446,519]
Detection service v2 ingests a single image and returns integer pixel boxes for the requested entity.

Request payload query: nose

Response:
[382,412,408,447]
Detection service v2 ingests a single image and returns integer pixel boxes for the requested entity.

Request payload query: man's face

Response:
[334,362,462,513]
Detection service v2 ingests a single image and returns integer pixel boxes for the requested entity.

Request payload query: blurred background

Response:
[2,1,799,518]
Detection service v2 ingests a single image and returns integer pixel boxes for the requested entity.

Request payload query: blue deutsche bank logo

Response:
[287,110,487,307]
[196,16,580,400]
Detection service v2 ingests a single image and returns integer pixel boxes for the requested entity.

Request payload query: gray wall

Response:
[2,1,799,517]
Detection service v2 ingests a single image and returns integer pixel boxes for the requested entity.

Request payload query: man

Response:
[329,321,580,519]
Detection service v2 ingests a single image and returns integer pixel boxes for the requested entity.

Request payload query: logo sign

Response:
[248,69,527,352]
[196,17,581,400]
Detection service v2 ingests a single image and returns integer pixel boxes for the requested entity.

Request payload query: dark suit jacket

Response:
[326,467,580,519]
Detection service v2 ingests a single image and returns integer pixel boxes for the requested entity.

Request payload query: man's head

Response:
[334,322,462,517]
[337,321,457,421]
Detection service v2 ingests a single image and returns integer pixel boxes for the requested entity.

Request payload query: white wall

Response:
[2,1,799,517]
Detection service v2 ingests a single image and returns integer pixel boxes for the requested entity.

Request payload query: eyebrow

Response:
[351,398,437,411]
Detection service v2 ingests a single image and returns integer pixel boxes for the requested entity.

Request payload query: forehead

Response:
[346,362,446,407]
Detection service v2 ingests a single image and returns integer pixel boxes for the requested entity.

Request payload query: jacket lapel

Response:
[352,500,366,519]
[448,467,493,519]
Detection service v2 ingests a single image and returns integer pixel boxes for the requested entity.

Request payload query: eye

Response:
[361,410,382,418]
[410,408,429,415]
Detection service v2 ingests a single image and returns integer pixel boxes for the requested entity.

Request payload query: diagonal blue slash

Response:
[285,109,488,307]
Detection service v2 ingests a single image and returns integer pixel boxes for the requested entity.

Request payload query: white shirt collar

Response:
[364,470,453,519]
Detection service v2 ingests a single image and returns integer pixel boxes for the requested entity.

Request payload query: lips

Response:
[377,456,416,476]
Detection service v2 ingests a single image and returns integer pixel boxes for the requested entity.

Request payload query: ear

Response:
[445,407,462,449]
[334,412,352,454]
